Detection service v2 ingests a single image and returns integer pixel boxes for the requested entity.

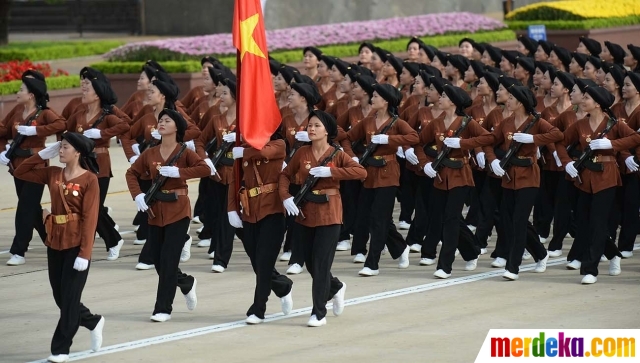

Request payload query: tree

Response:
[0,0,63,46]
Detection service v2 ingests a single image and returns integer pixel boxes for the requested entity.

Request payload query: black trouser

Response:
[476,175,501,249]
[429,186,478,274]
[9,176,46,257]
[296,224,343,320]
[351,183,371,256]
[285,184,302,262]
[96,177,121,250]
[211,181,243,267]
[134,178,151,241]
[149,217,194,315]
[406,173,427,247]
[464,169,485,227]
[398,158,415,223]
[361,186,408,270]
[198,178,218,245]
[533,170,556,239]
[502,187,547,274]
[574,188,622,276]
[47,246,101,355]
[420,176,440,259]
[486,177,509,259]
[617,173,639,252]
[242,213,293,319]
[193,177,208,220]
[338,180,361,241]
[548,175,578,252]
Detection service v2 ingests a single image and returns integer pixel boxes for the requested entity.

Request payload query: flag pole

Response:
[234,49,242,211]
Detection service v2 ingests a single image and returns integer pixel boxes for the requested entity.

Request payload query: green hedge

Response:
[0,75,80,96]
[0,40,125,62]
[97,29,516,74]
[506,15,640,30]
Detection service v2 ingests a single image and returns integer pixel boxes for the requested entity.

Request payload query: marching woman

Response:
[415,84,493,278]
[556,86,634,283]
[346,84,417,276]
[485,86,563,280]
[180,56,216,114]
[65,76,129,261]
[279,82,322,274]
[14,133,104,363]
[121,60,165,119]
[279,110,366,326]
[358,42,375,69]
[121,77,200,269]
[1,70,66,266]
[227,131,294,325]
[125,108,209,321]
[577,36,602,57]
[371,47,389,83]
[194,78,243,272]
[302,46,322,81]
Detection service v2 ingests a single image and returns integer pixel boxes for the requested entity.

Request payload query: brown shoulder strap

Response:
[251,161,263,186]
[57,172,73,215]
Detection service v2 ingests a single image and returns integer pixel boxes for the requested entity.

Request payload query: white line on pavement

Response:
[0,231,135,255]
[27,257,570,363]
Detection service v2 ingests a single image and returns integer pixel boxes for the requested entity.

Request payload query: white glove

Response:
[283,196,299,216]
[17,125,37,136]
[281,161,287,171]
[476,151,486,169]
[185,140,195,151]
[204,158,217,175]
[565,161,578,178]
[553,151,562,167]
[405,148,419,165]
[232,147,244,159]
[625,156,639,172]
[83,129,102,139]
[590,139,613,150]
[309,166,332,178]
[490,159,505,177]
[135,193,149,212]
[223,132,237,143]
[295,131,311,142]
[73,257,89,272]
[443,137,461,149]
[536,147,541,160]
[371,134,389,144]
[352,156,359,163]
[38,142,61,160]
[513,133,534,144]
[5,144,9,151]
[396,146,405,158]
[423,162,437,178]
[0,151,8,166]
[132,143,141,156]
[159,166,180,178]
[228,211,243,228]
[151,129,162,140]
[129,155,139,164]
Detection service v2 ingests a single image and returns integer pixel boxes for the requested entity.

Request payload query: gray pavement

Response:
[0,145,638,362]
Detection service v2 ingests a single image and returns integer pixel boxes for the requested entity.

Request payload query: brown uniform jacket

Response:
[405,106,436,175]
[66,109,130,178]
[557,115,637,194]
[14,155,99,260]
[610,102,640,173]
[346,115,419,188]
[414,116,494,190]
[126,145,210,226]
[189,97,221,130]
[485,115,563,189]
[62,97,83,120]
[279,113,310,160]
[227,140,286,223]
[121,90,147,119]
[0,107,66,170]
[181,86,206,113]
[279,146,367,227]
[540,101,567,171]
[195,112,236,185]
[325,96,352,120]
[399,94,420,119]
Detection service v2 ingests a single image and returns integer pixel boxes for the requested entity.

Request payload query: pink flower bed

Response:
[105,12,505,59]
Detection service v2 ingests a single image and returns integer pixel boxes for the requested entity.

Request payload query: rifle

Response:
[204,137,217,155]
[293,146,340,219]
[6,107,43,174]
[498,113,541,182]
[572,112,617,184]
[359,115,399,166]
[209,139,235,167]
[431,115,472,183]
[144,144,188,217]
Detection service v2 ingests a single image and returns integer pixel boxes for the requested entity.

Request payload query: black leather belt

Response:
[584,159,604,172]
[424,144,438,158]
[508,157,534,167]
[219,156,235,166]
[13,148,33,157]
[441,158,464,169]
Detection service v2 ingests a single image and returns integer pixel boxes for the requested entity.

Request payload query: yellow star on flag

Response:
[239,13,266,61]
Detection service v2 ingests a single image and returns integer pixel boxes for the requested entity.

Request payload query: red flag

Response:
[232,0,281,150]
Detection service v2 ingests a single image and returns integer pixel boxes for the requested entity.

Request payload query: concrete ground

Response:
[0,140,638,363]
